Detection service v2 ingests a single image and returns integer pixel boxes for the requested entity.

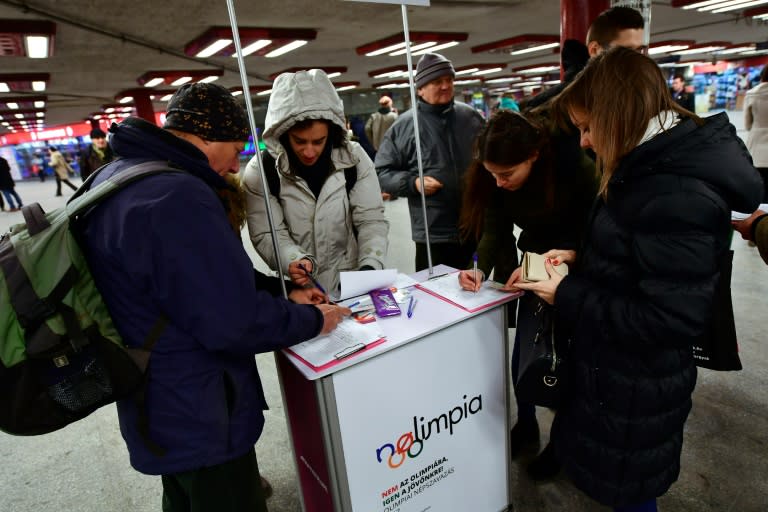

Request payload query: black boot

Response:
[526,441,561,481]
[509,419,539,458]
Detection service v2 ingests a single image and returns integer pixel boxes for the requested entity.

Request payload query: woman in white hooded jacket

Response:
[745,65,768,201]
[243,70,389,295]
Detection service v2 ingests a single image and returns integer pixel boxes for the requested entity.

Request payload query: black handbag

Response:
[514,295,568,408]
[692,249,742,371]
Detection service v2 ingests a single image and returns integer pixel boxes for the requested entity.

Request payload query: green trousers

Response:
[161,447,267,512]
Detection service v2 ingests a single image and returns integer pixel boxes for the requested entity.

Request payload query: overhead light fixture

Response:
[6,103,19,109]
[160,94,174,101]
[472,34,559,56]
[710,0,768,13]
[0,20,56,58]
[14,113,24,119]
[357,32,468,58]
[473,67,504,76]
[196,38,232,58]
[257,89,272,96]
[34,101,45,108]
[199,75,220,83]
[454,79,482,85]
[745,4,768,17]
[138,70,223,87]
[335,85,357,92]
[716,44,757,54]
[326,72,342,79]
[513,63,561,75]
[368,65,414,79]
[143,77,165,88]
[671,42,729,55]
[238,39,271,57]
[32,81,46,91]
[265,40,308,58]
[648,40,695,55]
[105,107,115,113]
[455,68,480,76]
[36,112,44,117]
[0,83,8,93]
[485,76,523,84]
[231,90,243,96]
[119,96,134,104]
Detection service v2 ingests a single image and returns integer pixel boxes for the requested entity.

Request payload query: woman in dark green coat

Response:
[458,110,597,475]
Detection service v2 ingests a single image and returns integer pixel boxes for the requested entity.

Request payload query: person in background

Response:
[80,82,350,512]
[0,156,23,211]
[48,146,79,197]
[376,52,484,271]
[79,128,114,181]
[497,96,520,112]
[365,95,398,154]
[516,47,762,512]
[744,65,768,202]
[243,69,389,296]
[671,74,696,112]
[457,110,596,478]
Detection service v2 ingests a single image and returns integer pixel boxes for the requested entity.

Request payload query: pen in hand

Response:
[472,252,479,293]
[298,263,330,303]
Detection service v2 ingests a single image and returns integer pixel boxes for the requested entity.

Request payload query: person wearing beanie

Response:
[79,82,349,512]
[78,127,114,181]
[376,52,484,271]
[242,69,389,296]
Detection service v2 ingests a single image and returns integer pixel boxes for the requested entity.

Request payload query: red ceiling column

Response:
[133,91,156,125]
[560,0,609,78]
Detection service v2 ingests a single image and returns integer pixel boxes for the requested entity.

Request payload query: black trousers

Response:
[415,240,476,272]
[55,175,78,195]
[757,167,768,202]
[161,447,267,512]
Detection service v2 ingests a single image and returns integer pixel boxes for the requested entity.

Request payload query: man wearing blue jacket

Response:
[81,83,349,512]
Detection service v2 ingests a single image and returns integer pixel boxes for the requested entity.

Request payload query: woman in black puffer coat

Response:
[516,47,764,512]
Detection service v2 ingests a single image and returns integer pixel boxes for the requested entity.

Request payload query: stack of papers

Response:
[416,271,523,313]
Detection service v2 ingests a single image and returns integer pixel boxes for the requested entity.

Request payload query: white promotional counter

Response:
[277,267,515,512]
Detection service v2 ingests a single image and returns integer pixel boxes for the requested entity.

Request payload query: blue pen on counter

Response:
[347,300,360,309]
[298,262,328,299]
[472,252,479,293]
[407,296,417,318]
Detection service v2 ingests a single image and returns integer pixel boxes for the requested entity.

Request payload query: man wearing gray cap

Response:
[78,82,349,511]
[375,52,484,270]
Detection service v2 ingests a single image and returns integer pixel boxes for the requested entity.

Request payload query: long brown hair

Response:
[553,46,701,199]
[459,110,549,241]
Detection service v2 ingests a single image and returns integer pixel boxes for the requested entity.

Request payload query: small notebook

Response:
[521,252,569,282]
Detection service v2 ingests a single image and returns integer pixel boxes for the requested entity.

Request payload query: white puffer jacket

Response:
[745,81,768,167]
[243,70,388,294]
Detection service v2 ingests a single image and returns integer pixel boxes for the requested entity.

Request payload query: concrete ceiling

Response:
[1,0,767,132]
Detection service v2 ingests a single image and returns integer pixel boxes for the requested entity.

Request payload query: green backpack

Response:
[0,161,176,436]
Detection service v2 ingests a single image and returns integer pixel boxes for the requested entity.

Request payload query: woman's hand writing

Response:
[458,269,485,292]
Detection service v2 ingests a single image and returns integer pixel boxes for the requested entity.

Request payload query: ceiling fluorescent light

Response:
[673,46,726,55]
[105,107,115,113]
[14,113,24,119]
[199,76,220,83]
[265,40,308,58]
[519,65,560,74]
[160,94,174,101]
[34,101,45,108]
[712,0,768,12]
[32,81,46,91]
[36,112,44,117]
[510,42,560,56]
[485,77,522,84]
[0,83,8,92]
[683,0,725,8]
[389,41,437,56]
[7,102,19,109]
[119,96,133,104]
[171,76,193,86]
[143,77,164,87]
[231,90,243,96]
[455,68,479,76]
[238,39,272,57]
[412,41,459,56]
[366,42,407,57]
[326,72,342,79]
[648,45,690,55]
[25,35,49,58]
[717,45,756,54]
[196,39,232,58]
[473,67,504,76]
[257,89,273,96]
[336,85,357,91]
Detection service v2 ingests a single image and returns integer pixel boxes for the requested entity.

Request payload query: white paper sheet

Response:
[336,269,398,300]
[287,318,384,368]
[416,271,522,312]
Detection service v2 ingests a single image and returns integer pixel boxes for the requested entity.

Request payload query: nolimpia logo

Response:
[375,394,482,469]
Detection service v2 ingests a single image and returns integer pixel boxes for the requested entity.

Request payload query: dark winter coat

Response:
[553,112,763,507]
[375,99,484,244]
[81,117,323,475]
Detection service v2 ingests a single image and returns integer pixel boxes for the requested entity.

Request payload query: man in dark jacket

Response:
[0,156,22,211]
[78,128,114,180]
[375,52,484,271]
[81,83,349,512]
[671,74,695,112]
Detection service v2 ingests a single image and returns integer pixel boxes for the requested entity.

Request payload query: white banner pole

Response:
[225,0,288,299]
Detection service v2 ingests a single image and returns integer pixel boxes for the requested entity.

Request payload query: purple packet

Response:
[369,288,402,317]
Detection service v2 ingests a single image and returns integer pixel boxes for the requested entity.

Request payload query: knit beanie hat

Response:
[90,128,107,139]
[163,83,250,141]
[415,53,455,89]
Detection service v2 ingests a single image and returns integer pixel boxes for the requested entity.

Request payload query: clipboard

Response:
[286,338,386,372]
[416,271,522,313]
